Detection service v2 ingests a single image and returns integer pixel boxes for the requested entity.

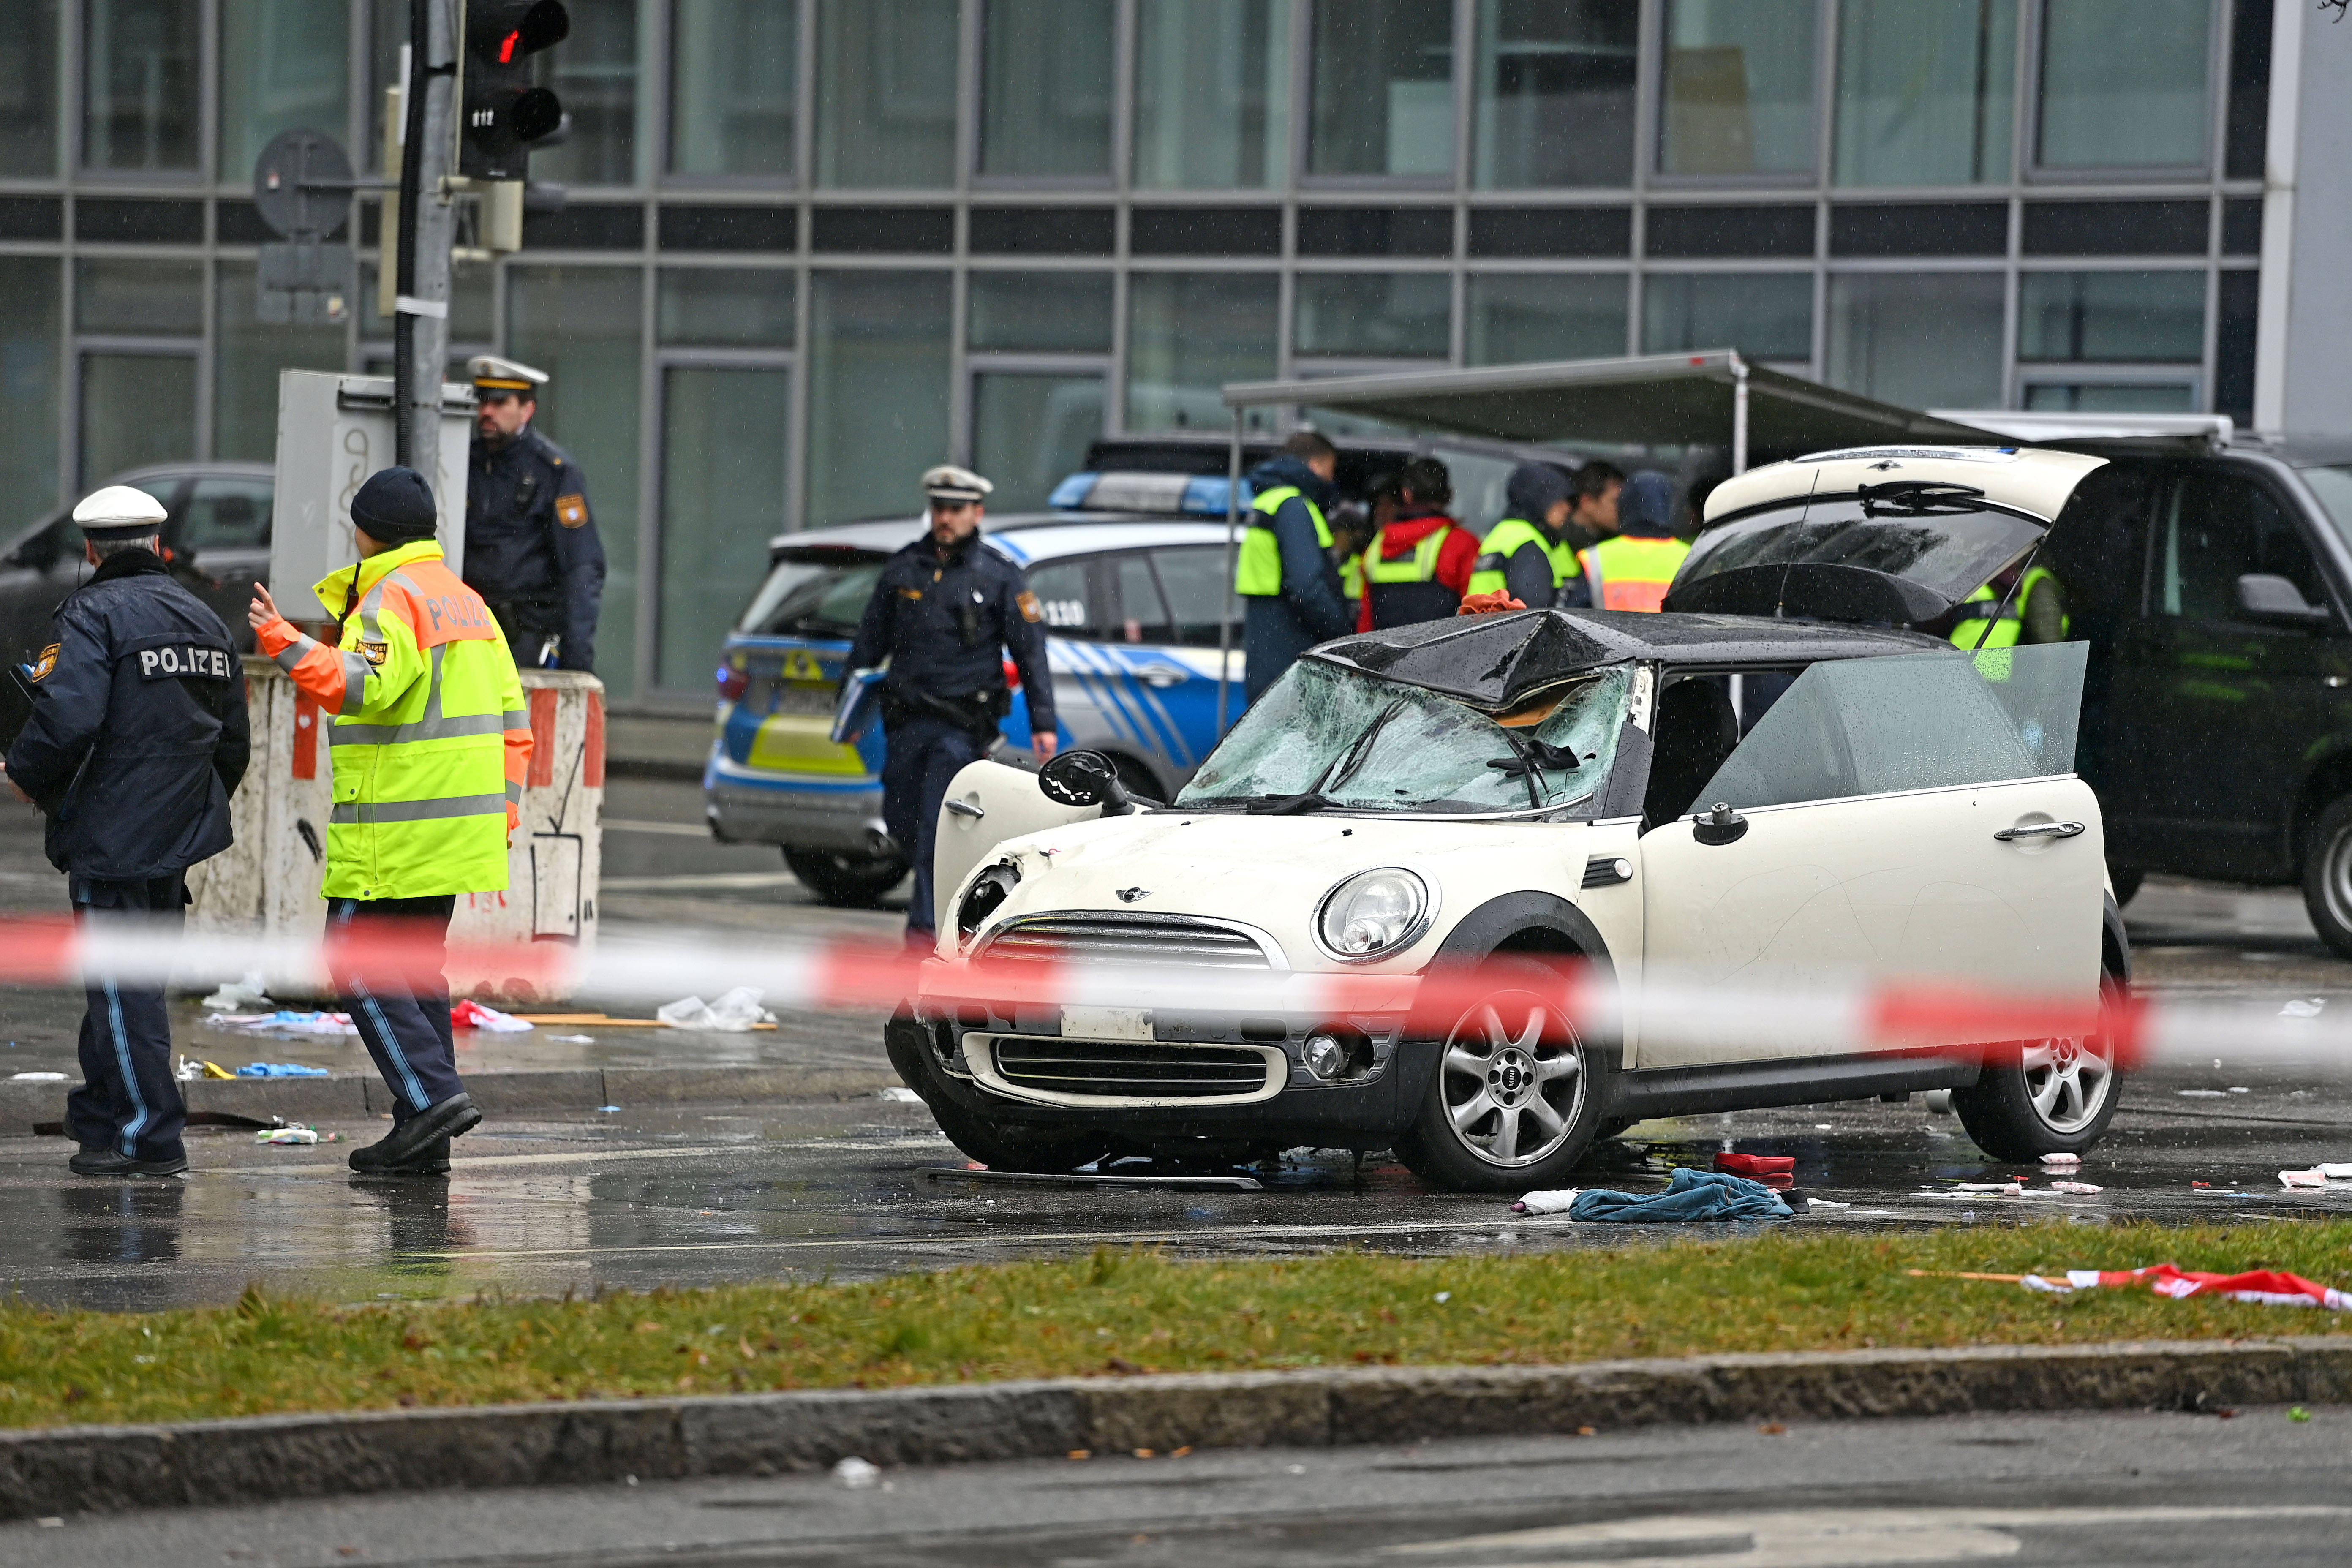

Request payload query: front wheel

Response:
[1950,971,2126,1160]
[784,846,909,907]
[2303,797,2352,961]
[1394,958,1606,1193]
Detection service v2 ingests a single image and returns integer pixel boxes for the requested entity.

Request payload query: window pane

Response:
[0,0,60,176]
[1113,553,1172,642]
[1023,557,1100,635]
[659,268,795,345]
[981,0,1113,177]
[806,270,950,525]
[1133,0,1290,189]
[2017,271,2204,362]
[1824,272,2003,410]
[214,259,346,462]
[2153,469,2319,621]
[1473,0,1637,189]
[968,270,1113,351]
[218,0,348,185]
[507,266,645,697]
[76,258,203,334]
[1659,0,1818,176]
[814,0,958,188]
[2021,381,2194,412]
[661,366,789,689]
[1641,272,1811,360]
[2038,0,2211,169]
[973,371,1105,512]
[670,0,795,178]
[1465,272,1626,364]
[0,258,61,523]
[533,0,640,186]
[1152,544,1237,646]
[1833,0,2014,186]
[1293,272,1451,357]
[180,475,275,550]
[1309,0,1455,177]
[81,352,194,485]
[84,0,199,170]
[1125,272,1279,431]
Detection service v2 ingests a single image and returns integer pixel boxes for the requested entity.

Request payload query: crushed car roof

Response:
[1307,609,1947,712]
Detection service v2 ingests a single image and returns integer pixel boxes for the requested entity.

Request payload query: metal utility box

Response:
[270,371,475,620]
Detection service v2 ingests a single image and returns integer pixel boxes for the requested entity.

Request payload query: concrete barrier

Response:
[187,659,603,1003]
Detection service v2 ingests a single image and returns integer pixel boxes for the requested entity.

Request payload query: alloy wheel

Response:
[2020,1031,2115,1134]
[1437,995,1585,1167]
[2325,823,2352,935]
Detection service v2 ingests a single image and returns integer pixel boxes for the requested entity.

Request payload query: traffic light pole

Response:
[392,0,459,487]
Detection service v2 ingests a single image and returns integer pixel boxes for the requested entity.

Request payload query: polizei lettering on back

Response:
[136,644,234,681]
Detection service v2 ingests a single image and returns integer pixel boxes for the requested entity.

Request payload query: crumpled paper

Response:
[656,987,776,1032]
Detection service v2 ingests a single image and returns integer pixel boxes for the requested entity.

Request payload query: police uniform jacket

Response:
[847,530,1055,737]
[464,426,606,671]
[4,550,250,879]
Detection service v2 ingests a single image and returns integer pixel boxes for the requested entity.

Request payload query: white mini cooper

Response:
[885,447,2129,1191]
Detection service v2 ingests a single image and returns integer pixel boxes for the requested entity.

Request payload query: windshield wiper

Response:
[1241,700,1405,814]
[1486,732,1581,808]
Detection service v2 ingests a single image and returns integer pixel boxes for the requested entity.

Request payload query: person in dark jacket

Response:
[462,355,607,673]
[3,487,250,1177]
[847,465,1057,941]
[1468,462,1591,610]
[1236,432,1353,704]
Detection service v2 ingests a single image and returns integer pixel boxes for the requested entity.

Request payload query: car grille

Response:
[991,1037,1275,1099]
[981,914,1274,969]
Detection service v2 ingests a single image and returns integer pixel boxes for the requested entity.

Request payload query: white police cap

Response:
[923,464,993,504]
[468,354,549,393]
[72,485,170,536]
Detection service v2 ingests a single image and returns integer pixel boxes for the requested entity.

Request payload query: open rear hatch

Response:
[1664,446,2107,626]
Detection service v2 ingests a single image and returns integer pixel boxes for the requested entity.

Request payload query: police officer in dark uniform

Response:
[847,466,1056,941]
[2,487,250,1177]
[462,354,607,673]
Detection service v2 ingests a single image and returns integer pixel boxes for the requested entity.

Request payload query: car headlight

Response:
[956,861,1021,945]
[1315,868,1433,962]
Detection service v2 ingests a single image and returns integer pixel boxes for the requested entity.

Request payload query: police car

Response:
[703,476,1247,906]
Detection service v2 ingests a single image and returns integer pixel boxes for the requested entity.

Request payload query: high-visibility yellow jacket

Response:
[1947,567,2068,650]
[256,540,531,900]
[1578,534,1692,613]
[1467,516,1582,601]
[1234,486,1332,595]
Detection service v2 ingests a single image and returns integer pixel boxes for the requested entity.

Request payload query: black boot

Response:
[70,1147,188,1177]
[349,1132,452,1176]
[349,1092,479,1175]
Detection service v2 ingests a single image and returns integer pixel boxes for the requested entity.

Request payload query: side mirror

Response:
[2235,573,2333,630]
[1037,749,1131,813]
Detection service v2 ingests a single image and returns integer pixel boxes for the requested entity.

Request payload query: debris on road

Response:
[254,1127,327,1145]
[2048,1181,2105,1195]
[1569,1168,1791,1223]
[2281,1169,2328,1188]
[2177,1089,2228,1097]
[199,972,272,1011]
[10,1070,66,1082]
[1511,1190,1580,1215]
[450,999,532,1032]
[207,1010,359,1037]
[1714,1152,1795,1178]
[2281,998,2326,1018]
[656,988,777,1032]
[876,1086,923,1103]
[234,1062,332,1078]
[2039,1152,2082,1166]
[832,1456,881,1489]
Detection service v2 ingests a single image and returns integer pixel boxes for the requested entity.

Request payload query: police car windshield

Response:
[1179,662,1631,816]
[739,552,887,639]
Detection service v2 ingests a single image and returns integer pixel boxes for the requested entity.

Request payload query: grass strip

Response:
[5,1219,2350,1432]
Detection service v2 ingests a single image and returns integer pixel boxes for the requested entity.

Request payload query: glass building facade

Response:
[0,0,2274,704]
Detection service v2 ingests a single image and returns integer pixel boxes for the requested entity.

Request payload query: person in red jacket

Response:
[1358,458,1480,631]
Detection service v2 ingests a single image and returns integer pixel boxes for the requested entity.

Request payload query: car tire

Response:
[2303,797,2352,961]
[883,1006,1111,1174]
[1950,966,2127,1161]
[1394,958,1607,1193]
[2107,865,2143,908]
[784,847,909,907]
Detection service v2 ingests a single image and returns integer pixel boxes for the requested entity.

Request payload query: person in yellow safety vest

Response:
[248,466,532,1179]
[1948,565,2070,648]
[1358,457,1481,631]
[1579,471,1690,613]
[1236,430,1355,704]
[1468,461,1591,610]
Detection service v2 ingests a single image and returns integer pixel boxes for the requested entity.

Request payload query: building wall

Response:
[0,0,2290,707]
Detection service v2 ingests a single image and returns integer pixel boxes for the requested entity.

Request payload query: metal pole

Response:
[1215,407,1244,737]
[1730,357,1750,476]
[392,0,456,495]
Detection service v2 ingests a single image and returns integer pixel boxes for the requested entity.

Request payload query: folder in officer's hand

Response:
[830,668,885,746]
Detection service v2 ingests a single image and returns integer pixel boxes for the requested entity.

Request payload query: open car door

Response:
[932,758,1102,931]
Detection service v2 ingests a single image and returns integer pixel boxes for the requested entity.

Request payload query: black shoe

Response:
[69,1147,189,1178]
[348,1132,451,1176]
[349,1093,479,1175]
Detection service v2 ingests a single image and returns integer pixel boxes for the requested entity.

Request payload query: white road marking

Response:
[598,872,805,890]
[601,819,718,838]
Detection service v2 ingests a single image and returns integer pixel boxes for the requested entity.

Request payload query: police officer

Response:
[1237,432,1354,703]
[3,487,249,1177]
[847,466,1056,941]
[1468,462,1590,610]
[463,355,607,673]
[1949,565,2069,648]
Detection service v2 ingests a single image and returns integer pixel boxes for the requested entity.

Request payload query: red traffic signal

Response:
[460,0,569,182]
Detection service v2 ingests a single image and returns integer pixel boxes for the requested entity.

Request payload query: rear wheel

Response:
[784,846,908,907]
[2303,797,2352,961]
[1395,958,1605,1193]
[1951,968,2126,1160]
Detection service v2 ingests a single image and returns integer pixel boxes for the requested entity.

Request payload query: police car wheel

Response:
[1949,966,2126,1160]
[1394,959,1605,1194]
[783,847,909,907]
[2302,796,2352,962]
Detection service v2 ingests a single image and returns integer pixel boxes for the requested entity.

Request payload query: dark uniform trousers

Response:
[882,713,994,938]
[63,872,190,1162]
[328,895,465,1123]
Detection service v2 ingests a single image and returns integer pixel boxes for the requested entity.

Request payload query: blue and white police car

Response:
[704,474,1249,906]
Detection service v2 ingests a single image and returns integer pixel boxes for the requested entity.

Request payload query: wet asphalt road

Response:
[8,780,2352,1311]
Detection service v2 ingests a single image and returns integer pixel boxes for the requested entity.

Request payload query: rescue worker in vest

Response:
[248,467,531,1177]
[847,465,1057,942]
[1237,432,1354,704]
[1579,470,1690,613]
[1358,458,1481,631]
[3,487,249,1177]
[463,355,606,674]
[1948,564,2070,648]
[1468,461,1590,610]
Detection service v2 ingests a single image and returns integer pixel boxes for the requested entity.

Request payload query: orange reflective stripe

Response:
[1600,579,1671,612]
[259,621,353,713]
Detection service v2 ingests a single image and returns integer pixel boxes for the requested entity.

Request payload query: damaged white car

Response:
[885,447,2129,1191]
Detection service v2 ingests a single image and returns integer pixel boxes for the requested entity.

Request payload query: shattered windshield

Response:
[1180,661,1633,815]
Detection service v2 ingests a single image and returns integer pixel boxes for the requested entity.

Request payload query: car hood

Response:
[1665,445,2108,624]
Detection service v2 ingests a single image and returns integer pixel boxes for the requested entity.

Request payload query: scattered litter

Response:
[2280,1169,2329,1188]
[550,1034,595,1043]
[1511,1189,1580,1215]
[209,1010,359,1037]
[656,987,777,1032]
[2289,1407,2313,1422]
[199,972,272,1011]
[2176,1089,2228,1097]
[1949,1182,2024,1195]
[8,1071,65,1082]
[1714,1152,1794,1178]
[1432,1291,1452,1303]
[235,1062,331,1078]
[253,1127,320,1145]
[2317,1164,2352,1178]
[451,999,532,1033]
[1921,1264,2352,1311]
[1569,1168,1792,1223]
[876,1086,923,1103]
[2281,998,2327,1018]
[2039,1152,2082,1167]
[2229,1086,2251,1094]
[2048,1181,2105,1195]
[831,1456,880,1489]
[1812,1123,1833,1130]
[1805,1198,1852,1210]
[598,1105,621,1113]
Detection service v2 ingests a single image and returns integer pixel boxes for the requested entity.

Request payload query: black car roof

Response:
[1307,608,1949,712]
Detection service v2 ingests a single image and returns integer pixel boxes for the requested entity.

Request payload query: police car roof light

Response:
[1048,473,1097,509]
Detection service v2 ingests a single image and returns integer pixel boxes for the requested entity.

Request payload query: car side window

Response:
[2154,469,2325,622]
[1111,553,1172,644]
[178,478,273,551]
[1149,546,1235,648]
[1023,558,1100,639]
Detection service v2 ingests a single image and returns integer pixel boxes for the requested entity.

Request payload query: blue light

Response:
[1179,476,1252,517]
[1048,472,1097,509]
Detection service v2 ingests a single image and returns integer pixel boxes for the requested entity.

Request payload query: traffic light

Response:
[459,0,569,181]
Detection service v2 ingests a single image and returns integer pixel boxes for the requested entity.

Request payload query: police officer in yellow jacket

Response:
[248,467,532,1177]
[1468,462,1590,610]
[1579,471,1690,613]
[1948,566,2069,648]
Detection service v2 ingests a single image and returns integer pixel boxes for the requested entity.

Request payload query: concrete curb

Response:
[3,1337,2346,1520]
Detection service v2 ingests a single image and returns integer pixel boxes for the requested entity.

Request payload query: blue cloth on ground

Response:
[1568,1166,1793,1223]
[235,1062,332,1078]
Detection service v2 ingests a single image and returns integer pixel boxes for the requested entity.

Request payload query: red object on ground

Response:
[1715,1152,1796,1178]
[2065,1264,2352,1309]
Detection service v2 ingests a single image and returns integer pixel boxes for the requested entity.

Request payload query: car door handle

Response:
[1994,820,2085,842]
[1133,664,1188,688]
[945,799,985,820]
